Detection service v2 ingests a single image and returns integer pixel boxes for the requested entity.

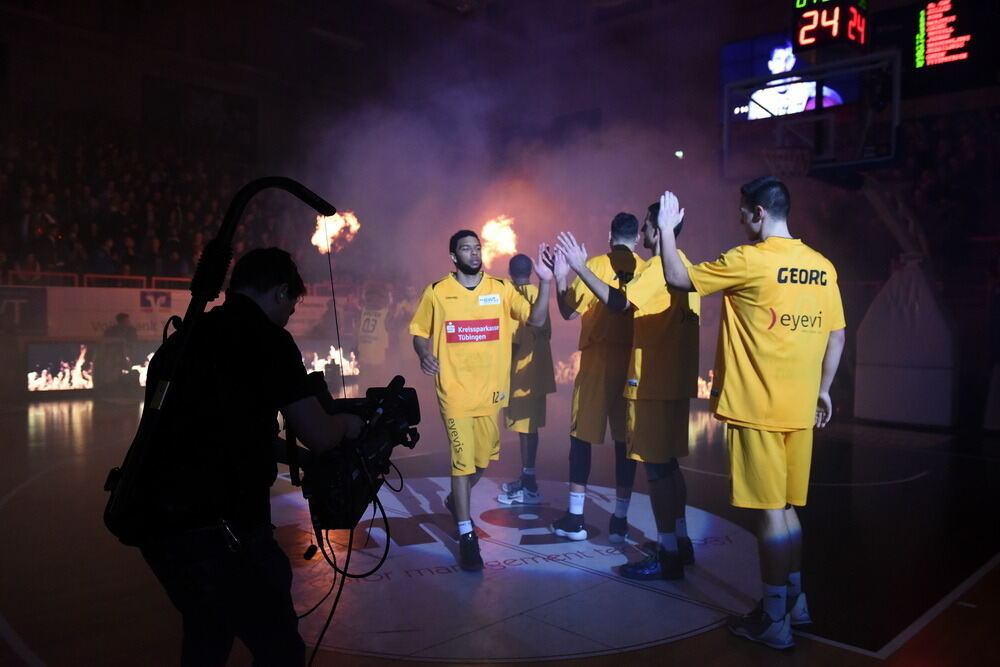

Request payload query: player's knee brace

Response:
[613,441,637,488]
[645,458,678,482]
[568,437,592,485]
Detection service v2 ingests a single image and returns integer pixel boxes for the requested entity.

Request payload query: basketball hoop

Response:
[761,146,814,178]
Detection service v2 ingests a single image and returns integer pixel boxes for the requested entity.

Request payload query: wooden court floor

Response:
[1,395,997,666]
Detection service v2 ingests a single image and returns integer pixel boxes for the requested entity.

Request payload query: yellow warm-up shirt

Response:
[623,253,700,401]
[688,237,846,431]
[510,283,556,398]
[564,247,641,350]
[409,273,532,417]
[358,306,389,365]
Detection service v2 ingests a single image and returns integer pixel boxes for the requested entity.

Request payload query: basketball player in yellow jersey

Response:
[552,213,642,543]
[410,230,553,571]
[656,179,846,650]
[555,200,699,581]
[498,254,556,505]
[357,281,390,384]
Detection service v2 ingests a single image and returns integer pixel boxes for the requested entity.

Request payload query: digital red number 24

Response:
[799,7,841,46]
[847,6,866,44]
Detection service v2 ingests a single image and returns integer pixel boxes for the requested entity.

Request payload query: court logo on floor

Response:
[271,477,759,661]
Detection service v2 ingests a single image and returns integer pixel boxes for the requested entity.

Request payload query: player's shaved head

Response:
[508,253,532,278]
[610,212,639,244]
[741,177,791,220]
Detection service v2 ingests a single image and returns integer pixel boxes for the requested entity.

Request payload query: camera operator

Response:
[138,247,362,666]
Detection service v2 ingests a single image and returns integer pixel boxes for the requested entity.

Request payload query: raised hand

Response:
[553,247,571,281]
[657,190,685,234]
[535,243,555,281]
[555,231,588,272]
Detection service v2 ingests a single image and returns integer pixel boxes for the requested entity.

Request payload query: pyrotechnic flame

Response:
[480,215,518,268]
[554,351,582,385]
[312,212,361,254]
[27,345,94,391]
[131,353,155,388]
[697,369,714,399]
[308,346,361,377]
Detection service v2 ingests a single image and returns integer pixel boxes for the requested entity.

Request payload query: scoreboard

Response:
[914,0,971,68]
[792,0,868,51]
[875,0,996,96]
[788,0,995,95]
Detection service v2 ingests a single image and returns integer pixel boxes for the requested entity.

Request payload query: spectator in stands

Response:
[141,236,163,277]
[66,239,89,275]
[90,238,118,275]
[120,235,139,271]
[12,252,42,284]
[161,247,190,278]
[39,222,66,271]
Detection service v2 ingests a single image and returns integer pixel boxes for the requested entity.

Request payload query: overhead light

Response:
[674,150,684,159]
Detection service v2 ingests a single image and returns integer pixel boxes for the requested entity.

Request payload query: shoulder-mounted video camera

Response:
[286,373,420,532]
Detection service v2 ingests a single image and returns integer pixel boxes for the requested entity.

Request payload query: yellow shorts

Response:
[726,424,813,509]
[570,343,630,444]
[443,413,500,476]
[505,393,547,434]
[626,399,690,463]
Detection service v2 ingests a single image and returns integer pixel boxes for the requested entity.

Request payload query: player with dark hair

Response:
[555,200,699,580]
[655,180,846,649]
[138,247,363,666]
[410,232,553,571]
[550,213,642,542]
[497,253,556,505]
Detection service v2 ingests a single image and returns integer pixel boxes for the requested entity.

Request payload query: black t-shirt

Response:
[143,292,312,531]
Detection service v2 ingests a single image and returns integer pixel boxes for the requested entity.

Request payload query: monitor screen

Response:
[721,31,860,122]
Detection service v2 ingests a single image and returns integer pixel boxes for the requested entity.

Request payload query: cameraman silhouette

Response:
[138,247,361,666]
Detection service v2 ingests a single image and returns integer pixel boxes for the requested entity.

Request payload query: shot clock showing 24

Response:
[793,0,868,50]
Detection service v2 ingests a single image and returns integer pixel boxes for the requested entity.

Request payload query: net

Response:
[761,146,814,178]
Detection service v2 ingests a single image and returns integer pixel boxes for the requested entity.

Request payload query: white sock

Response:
[787,572,802,598]
[457,520,473,536]
[763,584,787,621]
[658,532,678,552]
[568,491,586,515]
[614,496,630,519]
[522,467,535,477]
[675,517,688,538]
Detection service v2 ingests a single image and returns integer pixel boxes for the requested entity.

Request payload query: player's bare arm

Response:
[815,327,846,428]
[527,243,554,327]
[555,231,629,312]
[655,190,694,291]
[553,248,581,321]
[413,335,440,376]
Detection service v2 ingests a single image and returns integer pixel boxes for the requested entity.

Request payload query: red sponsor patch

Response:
[445,318,500,343]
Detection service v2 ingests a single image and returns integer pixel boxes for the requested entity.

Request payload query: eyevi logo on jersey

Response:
[767,308,824,332]
[445,318,500,343]
[479,294,501,306]
[777,267,827,285]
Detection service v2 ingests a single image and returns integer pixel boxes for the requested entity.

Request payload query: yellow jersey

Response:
[565,247,641,350]
[409,273,532,417]
[623,253,700,401]
[510,283,556,398]
[688,237,846,430]
[357,306,389,364]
